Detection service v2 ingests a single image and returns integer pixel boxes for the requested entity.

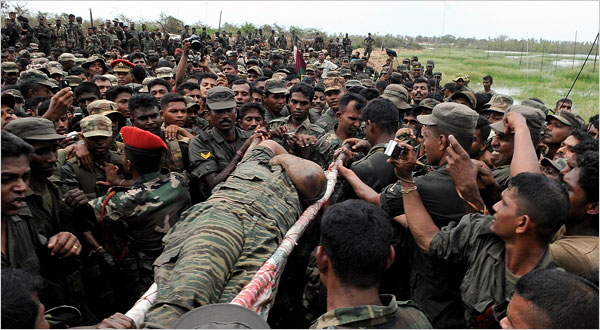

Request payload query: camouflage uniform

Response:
[54,24,68,47]
[34,24,52,55]
[76,22,85,48]
[142,37,156,53]
[309,130,343,170]
[363,36,375,59]
[89,171,191,312]
[86,34,102,54]
[67,21,79,46]
[268,115,325,152]
[143,146,304,328]
[314,107,337,133]
[310,294,432,329]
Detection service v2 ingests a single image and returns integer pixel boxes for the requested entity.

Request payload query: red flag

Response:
[294,46,306,79]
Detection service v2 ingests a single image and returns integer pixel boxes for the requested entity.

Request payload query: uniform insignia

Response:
[201,152,211,159]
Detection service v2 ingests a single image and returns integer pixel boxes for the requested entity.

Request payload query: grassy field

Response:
[358,47,599,121]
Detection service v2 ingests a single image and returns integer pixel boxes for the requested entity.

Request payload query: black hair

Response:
[575,150,599,204]
[160,92,186,109]
[176,82,201,95]
[90,75,110,84]
[253,76,269,89]
[474,92,492,113]
[375,80,389,91]
[413,77,429,87]
[230,79,252,92]
[555,98,572,108]
[508,172,569,243]
[359,87,381,101]
[24,96,49,116]
[1,130,33,160]
[36,98,51,117]
[513,268,598,329]
[348,85,365,94]
[403,80,414,90]
[238,102,266,120]
[360,97,397,135]
[105,85,134,102]
[128,93,159,115]
[197,72,218,83]
[16,57,30,69]
[313,86,325,94]
[147,78,170,93]
[288,82,314,101]
[572,139,599,157]
[74,82,101,99]
[320,199,393,288]
[223,60,238,69]
[1,268,45,329]
[68,66,88,77]
[588,114,598,129]
[482,75,493,83]
[568,129,593,145]
[125,146,162,174]
[476,114,491,144]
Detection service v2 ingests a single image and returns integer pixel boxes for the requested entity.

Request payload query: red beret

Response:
[120,126,168,152]
[110,58,135,68]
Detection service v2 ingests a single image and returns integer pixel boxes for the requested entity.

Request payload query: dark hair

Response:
[253,76,269,89]
[129,52,146,61]
[262,69,273,78]
[68,66,88,77]
[476,114,491,145]
[514,268,598,329]
[348,85,365,94]
[91,75,110,84]
[482,75,493,83]
[359,87,380,101]
[314,86,325,94]
[124,147,162,174]
[361,97,398,135]
[197,72,218,83]
[74,82,101,99]
[555,98,572,108]
[147,78,170,93]
[588,114,598,128]
[413,77,429,87]
[36,99,51,117]
[508,172,569,243]
[225,74,238,85]
[230,79,252,92]
[569,129,593,145]
[474,92,492,113]
[288,82,314,101]
[575,150,599,203]
[176,82,201,95]
[320,199,393,288]
[24,96,49,116]
[572,139,599,156]
[375,80,389,91]
[1,268,45,329]
[223,60,237,69]
[238,102,266,120]
[1,130,33,160]
[105,85,134,102]
[160,92,186,109]
[128,93,159,115]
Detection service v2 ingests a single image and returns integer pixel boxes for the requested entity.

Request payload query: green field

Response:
[368,47,599,121]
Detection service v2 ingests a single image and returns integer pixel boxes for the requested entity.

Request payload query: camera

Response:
[385,47,397,58]
[59,79,70,89]
[189,35,204,52]
[384,140,405,159]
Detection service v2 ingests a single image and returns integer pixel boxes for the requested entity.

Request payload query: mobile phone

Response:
[384,140,405,159]
[59,79,70,89]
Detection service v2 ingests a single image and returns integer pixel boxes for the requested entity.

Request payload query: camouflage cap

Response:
[64,75,83,87]
[165,56,175,62]
[80,114,112,138]
[397,64,409,73]
[3,89,24,102]
[30,43,39,50]
[521,98,551,116]
[483,94,513,114]
[412,62,423,69]
[452,73,467,82]
[1,61,18,73]
[325,70,341,78]
[18,49,30,57]
[74,58,86,66]
[264,78,287,94]
[345,80,362,88]
[417,102,478,136]
[47,61,62,69]
[247,65,263,76]
[276,68,291,75]
[433,71,442,77]
[246,58,260,66]
[87,100,120,116]
[381,84,411,110]
[490,105,546,145]
[305,64,316,72]
[272,72,287,80]
[426,59,434,65]
[340,68,353,77]
[155,67,173,78]
[184,96,200,112]
[540,157,567,172]
[360,79,375,88]
[443,81,457,91]
[402,57,410,63]
[18,69,55,88]
[1,92,15,109]
[411,55,418,61]
[414,98,442,114]
[547,110,585,129]
[31,52,46,59]
[5,117,65,140]
[450,90,477,110]
[206,86,236,110]
[323,77,346,92]
[48,67,65,77]
[82,56,108,72]
[103,74,117,85]
[125,83,143,92]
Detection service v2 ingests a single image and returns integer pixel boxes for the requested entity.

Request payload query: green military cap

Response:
[80,114,112,138]
[418,102,478,136]
[64,75,83,87]
[48,67,65,78]
[490,105,546,145]
[547,110,585,130]
[411,55,418,61]
[184,96,200,112]
[412,62,422,69]
[206,86,236,110]
[402,57,410,63]
[82,56,108,72]
[340,68,352,77]
[426,59,434,65]
[272,72,287,80]
[276,68,291,75]
[433,71,442,78]
[139,77,156,93]
[521,98,551,116]
[483,94,513,114]
[103,74,117,85]
[323,77,346,92]
[18,49,30,57]
[5,117,65,140]
[18,69,55,88]
[173,303,270,329]
[381,84,411,110]
[305,64,316,72]
[443,81,457,91]
[414,98,441,114]
[74,58,86,66]
[450,90,477,110]
[1,61,18,73]
[155,67,174,79]
[345,80,362,88]
[29,43,39,50]
[452,73,467,82]
[390,72,403,81]
[58,53,76,62]
[125,83,143,92]
[540,157,567,172]
[264,78,287,94]
[87,100,120,116]
[360,79,375,88]
[397,64,409,73]
[247,65,263,76]
[3,89,24,102]
[1,92,16,109]
[325,70,340,78]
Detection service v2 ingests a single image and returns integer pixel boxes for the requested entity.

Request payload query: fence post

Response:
[540,42,545,71]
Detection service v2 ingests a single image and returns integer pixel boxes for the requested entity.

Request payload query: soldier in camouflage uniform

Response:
[66,14,79,48]
[34,16,52,56]
[86,27,102,54]
[76,16,85,48]
[88,126,191,313]
[363,33,375,60]
[53,18,68,48]
[143,140,327,328]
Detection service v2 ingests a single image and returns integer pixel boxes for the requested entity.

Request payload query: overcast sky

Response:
[19,1,600,43]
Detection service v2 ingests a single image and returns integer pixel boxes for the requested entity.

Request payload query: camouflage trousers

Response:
[143,200,291,328]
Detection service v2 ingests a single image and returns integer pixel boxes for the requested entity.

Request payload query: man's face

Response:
[434,75,442,83]
[483,79,492,90]
[1,105,17,129]
[239,108,265,131]
[426,64,433,72]
[254,80,266,91]
[336,101,362,137]
[131,106,161,136]
[183,88,202,105]
[161,101,187,127]
[452,95,472,109]
[490,187,521,239]
[88,62,104,76]
[500,293,535,329]
[114,92,131,118]
[251,91,262,104]
[1,155,30,216]
[55,114,69,135]
[199,78,217,98]
[94,79,111,98]
[325,89,345,111]
[207,107,236,132]
[116,71,133,85]
[29,139,60,179]
[469,127,487,158]
[411,82,428,102]
[562,166,594,222]
[149,85,169,103]
[485,111,504,124]
[263,92,286,113]
[288,92,311,123]
[217,58,225,69]
[556,101,572,112]
[412,68,421,78]
[542,119,570,145]
[318,53,325,61]
[312,91,326,111]
[422,126,444,165]
[556,135,578,160]
[3,71,18,85]
[402,114,419,130]
[76,92,99,113]
[247,71,259,83]
[222,63,237,75]
[132,58,147,68]
[232,84,251,111]
[32,84,54,98]
[491,131,514,167]
[84,135,112,158]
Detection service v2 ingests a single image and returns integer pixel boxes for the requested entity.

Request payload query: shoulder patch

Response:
[200,152,211,159]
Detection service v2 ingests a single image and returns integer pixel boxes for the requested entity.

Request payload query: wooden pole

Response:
[540,42,545,71]
[554,43,559,72]
[572,30,577,69]
[519,40,524,67]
